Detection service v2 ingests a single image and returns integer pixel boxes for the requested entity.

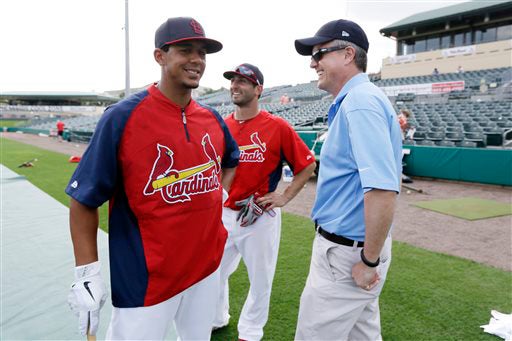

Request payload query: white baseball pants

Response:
[105,268,219,340]
[295,233,392,341]
[213,207,281,341]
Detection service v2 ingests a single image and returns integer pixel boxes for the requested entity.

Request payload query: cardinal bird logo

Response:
[238,132,266,163]
[144,134,221,204]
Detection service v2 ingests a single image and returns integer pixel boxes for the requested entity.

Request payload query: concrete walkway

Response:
[1,164,112,340]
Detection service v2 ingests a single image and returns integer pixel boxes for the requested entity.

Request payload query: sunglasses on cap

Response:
[236,65,261,85]
[311,45,348,62]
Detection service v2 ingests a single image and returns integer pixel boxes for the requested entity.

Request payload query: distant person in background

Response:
[397,109,414,183]
[432,67,440,75]
[457,65,464,73]
[397,109,410,140]
[56,120,65,142]
[280,93,290,104]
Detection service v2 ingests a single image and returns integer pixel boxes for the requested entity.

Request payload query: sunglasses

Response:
[311,45,348,62]
[236,65,261,85]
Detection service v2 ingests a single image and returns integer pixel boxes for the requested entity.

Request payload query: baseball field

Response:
[1,136,511,340]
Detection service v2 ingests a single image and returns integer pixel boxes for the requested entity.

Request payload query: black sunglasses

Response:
[311,45,348,62]
[236,65,261,85]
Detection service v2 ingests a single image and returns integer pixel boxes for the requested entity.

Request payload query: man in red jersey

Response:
[65,17,239,340]
[212,63,316,341]
[56,120,65,141]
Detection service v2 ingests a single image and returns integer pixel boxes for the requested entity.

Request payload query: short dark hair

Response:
[160,44,171,53]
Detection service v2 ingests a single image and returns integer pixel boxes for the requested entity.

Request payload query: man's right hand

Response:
[68,261,107,336]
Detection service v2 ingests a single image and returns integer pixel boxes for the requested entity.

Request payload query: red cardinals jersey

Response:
[66,84,239,308]
[224,110,315,209]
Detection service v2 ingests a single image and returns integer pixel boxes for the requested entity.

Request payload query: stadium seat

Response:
[445,132,464,142]
[436,140,455,147]
[417,139,436,146]
[456,140,478,148]
[413,131,426,140]
[427,132,445,141]
[464,132,487,147]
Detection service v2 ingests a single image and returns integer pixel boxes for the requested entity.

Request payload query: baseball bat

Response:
[87,317,96,341]
[402,184,424,194]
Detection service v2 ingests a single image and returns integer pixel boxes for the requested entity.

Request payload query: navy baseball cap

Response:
[223,63,264,86]
[295,19,369,55]
[155,17,223,53]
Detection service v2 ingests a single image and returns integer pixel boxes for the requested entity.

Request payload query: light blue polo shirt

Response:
[311,73,402,241]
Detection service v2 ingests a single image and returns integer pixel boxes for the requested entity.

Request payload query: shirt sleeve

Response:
[346,109,400,193]
[221,122,240,168]
[65,108,126,208]
[280,120,316,174]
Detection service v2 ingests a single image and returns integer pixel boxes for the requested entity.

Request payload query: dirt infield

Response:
[2,132,511,271]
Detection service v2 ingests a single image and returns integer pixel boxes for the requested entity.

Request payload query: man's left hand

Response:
[352,261,380,291]
[256,192,289,210]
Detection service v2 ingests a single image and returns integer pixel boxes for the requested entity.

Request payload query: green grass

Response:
[0,137,109,230]
[1,120,28,127]
[213,213,512,341]
[414,197,512,220]
[2,137,511,340]
[1,119,29,127]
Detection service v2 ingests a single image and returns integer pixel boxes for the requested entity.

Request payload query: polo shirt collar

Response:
[327,73,369,125]
[334,72,369,105]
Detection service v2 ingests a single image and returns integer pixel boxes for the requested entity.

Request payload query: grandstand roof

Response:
[380,0,512,36]
[0,91,119,104]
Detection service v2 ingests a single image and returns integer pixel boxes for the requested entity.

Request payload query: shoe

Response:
[402,174,413,183]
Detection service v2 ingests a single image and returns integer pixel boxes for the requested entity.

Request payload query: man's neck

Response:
[234,101,260,121]
[330,69,362,97]
[157,80,192,108]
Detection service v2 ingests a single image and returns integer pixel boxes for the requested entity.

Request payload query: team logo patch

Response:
[239,132,266,163]
[143,134,221,204]
[189,19,204,35]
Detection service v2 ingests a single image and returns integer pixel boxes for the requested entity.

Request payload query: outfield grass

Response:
[2,137,511,340]
[1,119,29,127]
[0,137,109,230]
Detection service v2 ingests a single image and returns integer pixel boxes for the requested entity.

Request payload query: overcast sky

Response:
[1,0,474,93]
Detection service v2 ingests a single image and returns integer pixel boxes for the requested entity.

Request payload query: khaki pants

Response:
[295,234,392,341]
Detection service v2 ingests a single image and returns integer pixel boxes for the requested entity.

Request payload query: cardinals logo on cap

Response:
[143,134,221,204]
[189,19,204,35]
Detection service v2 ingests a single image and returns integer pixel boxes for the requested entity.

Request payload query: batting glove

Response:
[235,194,265,227]
[68,261,107,336]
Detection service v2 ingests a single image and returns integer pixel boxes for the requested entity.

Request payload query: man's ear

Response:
[343,46,356,65]
[256,85,263,97]
[154,48,165,66]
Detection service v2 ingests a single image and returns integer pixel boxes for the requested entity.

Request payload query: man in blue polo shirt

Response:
[294,19,402,340]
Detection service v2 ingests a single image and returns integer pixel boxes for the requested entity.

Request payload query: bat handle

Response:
[86,314,96,341]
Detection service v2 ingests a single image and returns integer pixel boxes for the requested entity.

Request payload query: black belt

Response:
[315,222,364,247]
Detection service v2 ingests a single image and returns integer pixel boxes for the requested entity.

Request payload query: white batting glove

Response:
[68,261,108,336]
